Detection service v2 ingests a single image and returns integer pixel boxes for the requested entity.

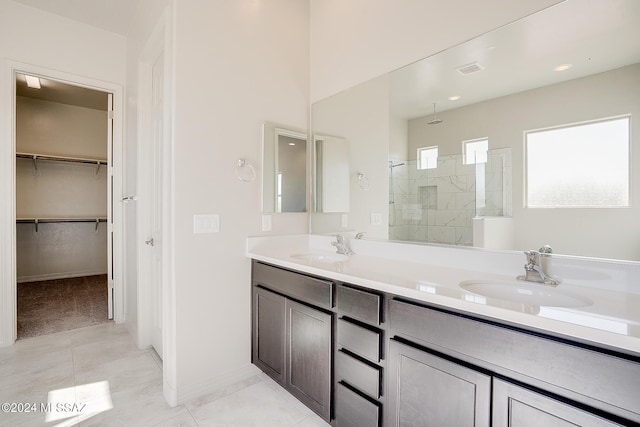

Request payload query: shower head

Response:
[427,103,443,125]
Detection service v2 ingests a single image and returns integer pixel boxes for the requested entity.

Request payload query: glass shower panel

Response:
[475,148,512,218]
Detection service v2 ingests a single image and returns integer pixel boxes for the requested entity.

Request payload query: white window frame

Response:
[463,137,488,165]
[524,115,631,208]
[417,146,438,170]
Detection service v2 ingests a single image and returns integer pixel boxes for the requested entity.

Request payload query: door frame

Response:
[0,61,125,346]
[136,5,178,406]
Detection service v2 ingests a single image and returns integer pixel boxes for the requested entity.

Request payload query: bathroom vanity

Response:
[248,235,640,427]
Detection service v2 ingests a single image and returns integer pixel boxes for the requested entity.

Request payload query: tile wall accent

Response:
[389,149,511,246]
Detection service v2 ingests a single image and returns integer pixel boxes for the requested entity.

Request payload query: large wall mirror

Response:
[314,134,349,213]
[310,0,640,261]
[262,122,307,213]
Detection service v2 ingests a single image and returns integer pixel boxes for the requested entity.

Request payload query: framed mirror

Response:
[310,0,640,261]
[262,122,307,213]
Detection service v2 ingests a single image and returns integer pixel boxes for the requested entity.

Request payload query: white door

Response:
[150,52,165,358]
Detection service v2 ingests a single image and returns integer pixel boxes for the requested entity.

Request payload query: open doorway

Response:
[13,71,118,339]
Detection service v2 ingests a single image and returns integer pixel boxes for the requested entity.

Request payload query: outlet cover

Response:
[193,214,220,234]
[371,212,382,225]
[262,215,272,232]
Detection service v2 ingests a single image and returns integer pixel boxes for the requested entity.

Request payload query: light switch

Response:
[193,214,220,234]
[262,215,272,231]
[341,214,349,228]
[371,212,382,225]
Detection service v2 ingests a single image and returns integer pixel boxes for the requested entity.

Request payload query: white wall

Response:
[170,0,309,400]
[0,0,126,346]
[408,65,640,260]
[0,1,126,84]
[16,97,108,158]
[309,0,563,102]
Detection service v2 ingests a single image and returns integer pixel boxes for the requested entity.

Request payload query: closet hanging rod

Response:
[16,217,107,232]
[16,152,108,166]
[16,218,107,223]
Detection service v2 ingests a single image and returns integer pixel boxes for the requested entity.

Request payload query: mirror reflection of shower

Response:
[388,149,511,245]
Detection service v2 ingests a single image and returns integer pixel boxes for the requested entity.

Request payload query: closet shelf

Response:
[17,217,107,232]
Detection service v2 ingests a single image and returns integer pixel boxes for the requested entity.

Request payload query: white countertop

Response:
[247,235,640,357]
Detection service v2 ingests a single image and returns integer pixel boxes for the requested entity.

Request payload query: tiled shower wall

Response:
[389,149,511,245]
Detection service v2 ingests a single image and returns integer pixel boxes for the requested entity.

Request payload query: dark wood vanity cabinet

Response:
[252,262,332,422]
[387,298,640,427]
[252,261,640,427]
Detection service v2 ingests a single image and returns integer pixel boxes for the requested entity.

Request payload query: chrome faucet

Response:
[331,234,354,255]
[517,245,560,286]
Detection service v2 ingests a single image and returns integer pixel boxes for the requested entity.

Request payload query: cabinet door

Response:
[286,299,332,421]
[387,340,491,427]
[253,287,286,384]
[493,379,625,427]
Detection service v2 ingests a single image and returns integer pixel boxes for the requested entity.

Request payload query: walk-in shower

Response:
[388,149,511,246]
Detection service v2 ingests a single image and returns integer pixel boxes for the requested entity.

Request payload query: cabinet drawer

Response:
[336,382,380,427]
[338,318,381,363]
[337,285,381,325]
[336,349,382,398]
[252,261,333,309]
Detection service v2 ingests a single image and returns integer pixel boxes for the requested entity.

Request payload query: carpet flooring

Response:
[17,274,109,339]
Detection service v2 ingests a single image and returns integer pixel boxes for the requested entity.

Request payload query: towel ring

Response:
[357,172,371,190]
[235,159,256,182]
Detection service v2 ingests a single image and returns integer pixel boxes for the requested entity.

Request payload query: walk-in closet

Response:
[15,74,111,339]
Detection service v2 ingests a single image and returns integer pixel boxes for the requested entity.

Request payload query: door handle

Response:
[145,238,154,246]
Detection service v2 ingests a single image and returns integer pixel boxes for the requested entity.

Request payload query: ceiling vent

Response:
[456,61,485,75]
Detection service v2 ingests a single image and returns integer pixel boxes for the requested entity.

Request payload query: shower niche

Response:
[389,148,512,248]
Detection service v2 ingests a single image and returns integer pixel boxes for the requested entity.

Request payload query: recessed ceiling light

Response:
[553,64,573,72]
[288,142,296,146]
[448,96,461,101]
[25,75,41,89]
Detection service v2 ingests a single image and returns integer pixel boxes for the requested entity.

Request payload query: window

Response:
[463,138,488,165]
[417,146,438,170]
[525,116,630,208]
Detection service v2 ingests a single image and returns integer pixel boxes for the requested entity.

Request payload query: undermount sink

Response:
[290,253,349,264]
[459,280,592,308]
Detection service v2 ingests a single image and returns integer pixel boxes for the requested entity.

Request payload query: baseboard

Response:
[176,363,261,405]
[17,270,108,283]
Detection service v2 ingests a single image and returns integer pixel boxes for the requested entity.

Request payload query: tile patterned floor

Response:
[18,275,109,339]
[0,323,331,426]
